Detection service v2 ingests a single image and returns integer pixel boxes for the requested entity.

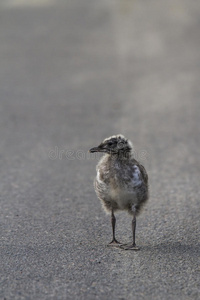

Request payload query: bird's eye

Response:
[108,142,112,146]
[118,142,124,149]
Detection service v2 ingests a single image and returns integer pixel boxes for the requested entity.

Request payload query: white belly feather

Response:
[96,165,143,210]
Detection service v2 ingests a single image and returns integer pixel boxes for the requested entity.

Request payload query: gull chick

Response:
[90,134,149,250]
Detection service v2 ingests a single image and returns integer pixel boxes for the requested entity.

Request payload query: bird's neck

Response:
[110,151,133,162]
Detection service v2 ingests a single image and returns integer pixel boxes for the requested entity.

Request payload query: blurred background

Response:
[0,0,200,299]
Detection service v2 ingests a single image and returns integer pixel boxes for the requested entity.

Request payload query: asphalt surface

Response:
[0,0,200,299]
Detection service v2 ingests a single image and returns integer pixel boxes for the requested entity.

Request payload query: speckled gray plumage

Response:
[95,152,149,215]
[90,134,149,249]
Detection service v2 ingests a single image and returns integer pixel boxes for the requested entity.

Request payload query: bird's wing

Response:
[138,163,148,185]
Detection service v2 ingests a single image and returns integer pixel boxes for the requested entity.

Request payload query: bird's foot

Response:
[120,243,140,251]
[107,239,122,247]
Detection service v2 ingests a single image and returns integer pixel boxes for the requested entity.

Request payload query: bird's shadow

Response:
[141,241,200,256]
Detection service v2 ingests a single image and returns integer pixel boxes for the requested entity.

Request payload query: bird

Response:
[89,134,149,250]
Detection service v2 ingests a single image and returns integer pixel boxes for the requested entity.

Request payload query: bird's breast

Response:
[95,162,145,209]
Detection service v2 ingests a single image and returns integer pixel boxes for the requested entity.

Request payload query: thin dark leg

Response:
[131,212,137,247]
[120,205,140,250]
[107,210,122,246]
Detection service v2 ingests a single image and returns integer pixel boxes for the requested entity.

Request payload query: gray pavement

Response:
[0,0,200,299]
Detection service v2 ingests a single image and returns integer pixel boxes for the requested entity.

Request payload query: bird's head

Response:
[89,134,133,155]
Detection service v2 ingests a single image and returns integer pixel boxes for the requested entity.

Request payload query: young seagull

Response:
[90,134,149,250]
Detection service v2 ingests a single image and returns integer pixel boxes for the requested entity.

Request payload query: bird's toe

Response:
[120,243,140,251]
[107,239,123,247]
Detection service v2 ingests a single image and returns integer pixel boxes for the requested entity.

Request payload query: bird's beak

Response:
[89,146,102,153]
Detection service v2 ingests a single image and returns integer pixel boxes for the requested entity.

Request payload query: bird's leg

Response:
[120,205,140,250]
[108,209,122,246]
